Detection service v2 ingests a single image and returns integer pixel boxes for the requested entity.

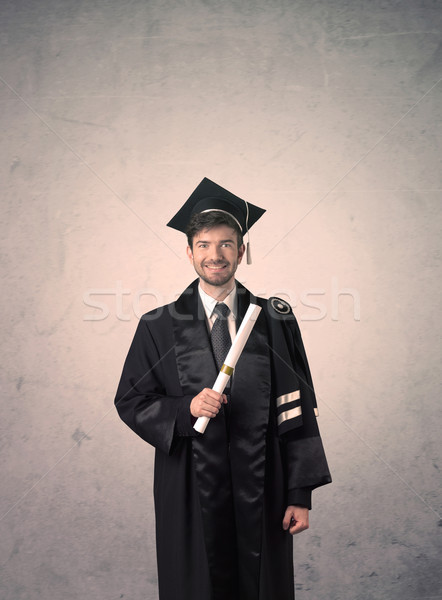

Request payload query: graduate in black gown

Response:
[115,178,331,600]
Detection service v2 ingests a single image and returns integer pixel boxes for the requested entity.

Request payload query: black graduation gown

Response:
[115,280,331,600]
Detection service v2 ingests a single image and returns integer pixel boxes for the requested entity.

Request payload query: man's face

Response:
[186,225,245,290]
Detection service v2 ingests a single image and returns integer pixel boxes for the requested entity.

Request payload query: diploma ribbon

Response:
[220,364,234,376]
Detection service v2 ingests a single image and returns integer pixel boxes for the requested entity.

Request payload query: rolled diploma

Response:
[193,303,262,434]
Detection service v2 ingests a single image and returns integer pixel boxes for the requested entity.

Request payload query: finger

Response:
[282,509,294,530]
[203,396,223,409]
[203,389,223,401]
[203,408,218,418]
[202,402,220,416]
[203,396,223,414]
[289,520,309,535]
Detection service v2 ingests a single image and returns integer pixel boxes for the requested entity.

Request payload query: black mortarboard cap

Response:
[167,177,266,235]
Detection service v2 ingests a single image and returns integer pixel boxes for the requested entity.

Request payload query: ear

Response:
[237,243,246,264]
[186,245,194,263]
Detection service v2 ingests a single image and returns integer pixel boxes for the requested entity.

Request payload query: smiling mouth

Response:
[204,264,227,271]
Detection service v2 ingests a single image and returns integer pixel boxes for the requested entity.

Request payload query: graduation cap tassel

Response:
[246,236,252,265]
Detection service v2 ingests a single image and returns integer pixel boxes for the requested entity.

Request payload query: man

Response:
[115,178,331,600]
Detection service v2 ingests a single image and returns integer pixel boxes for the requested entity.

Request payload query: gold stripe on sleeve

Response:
[276,390,300,408]
[277,406,302,426]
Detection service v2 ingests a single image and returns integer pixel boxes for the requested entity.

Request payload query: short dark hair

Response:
[186,211,244,248]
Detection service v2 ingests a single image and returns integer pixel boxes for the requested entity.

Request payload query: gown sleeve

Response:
[114,318,197,456]
[280,313,332,508]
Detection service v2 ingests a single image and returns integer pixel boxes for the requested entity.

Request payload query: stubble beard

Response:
[195,260,237,289]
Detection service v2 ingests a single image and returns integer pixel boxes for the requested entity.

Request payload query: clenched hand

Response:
[282,505,309,535]
[190,388,227,419]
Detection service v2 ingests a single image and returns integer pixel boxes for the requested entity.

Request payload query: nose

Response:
[208,245,224,262]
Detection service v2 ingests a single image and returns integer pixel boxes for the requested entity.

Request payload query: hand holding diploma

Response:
[190,388,227,419]
[193,303,262,434]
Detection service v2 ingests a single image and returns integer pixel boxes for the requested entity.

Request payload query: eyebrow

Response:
[196,239,235,244]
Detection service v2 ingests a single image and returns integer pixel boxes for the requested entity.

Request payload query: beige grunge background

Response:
[1,1,441,599]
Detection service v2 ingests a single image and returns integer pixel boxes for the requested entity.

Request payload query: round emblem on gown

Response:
[270,297,291,314]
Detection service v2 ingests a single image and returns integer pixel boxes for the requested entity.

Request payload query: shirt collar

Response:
[198,282,237,319]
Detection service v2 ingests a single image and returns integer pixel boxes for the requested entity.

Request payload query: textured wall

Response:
[1,1,441,599]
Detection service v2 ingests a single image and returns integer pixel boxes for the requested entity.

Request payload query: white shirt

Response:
[198,284,237,343]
